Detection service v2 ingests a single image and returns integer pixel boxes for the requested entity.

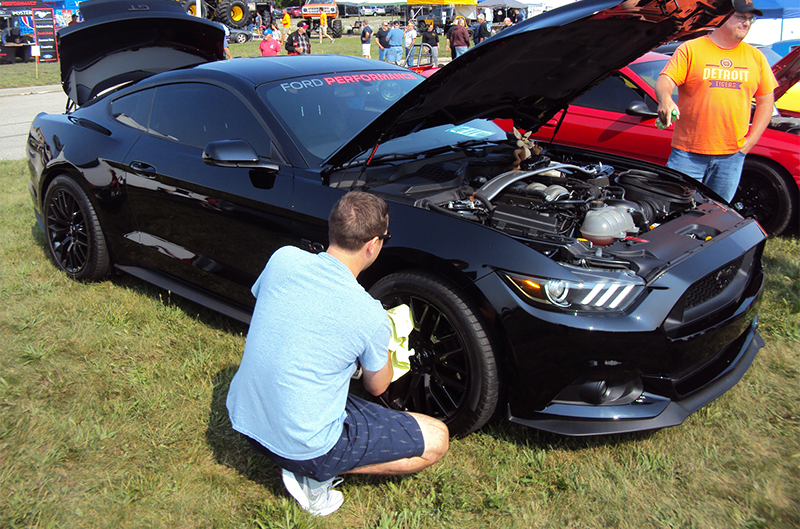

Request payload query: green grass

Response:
[1,158,799,528]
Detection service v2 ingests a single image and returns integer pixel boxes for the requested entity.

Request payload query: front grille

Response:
[685,255,744,310]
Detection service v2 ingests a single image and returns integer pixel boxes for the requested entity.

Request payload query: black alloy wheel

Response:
[732,158,794,237]
[369,270,499,437]
[43,176,110,281]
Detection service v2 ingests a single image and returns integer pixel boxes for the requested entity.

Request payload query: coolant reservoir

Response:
[581,202,636,246]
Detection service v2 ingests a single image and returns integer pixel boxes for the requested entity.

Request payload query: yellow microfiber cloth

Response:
[387,304,415,382]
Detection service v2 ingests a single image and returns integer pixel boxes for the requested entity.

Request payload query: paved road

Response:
[0,84,67,161]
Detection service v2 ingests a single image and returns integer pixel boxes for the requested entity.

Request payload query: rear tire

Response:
[369,270,499,437]
[43,176,110,281]
[732,158,794,237]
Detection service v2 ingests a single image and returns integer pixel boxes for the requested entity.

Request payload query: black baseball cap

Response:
[732,0,763,17]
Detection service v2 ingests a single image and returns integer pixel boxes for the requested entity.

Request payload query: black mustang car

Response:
[28,0,766,437]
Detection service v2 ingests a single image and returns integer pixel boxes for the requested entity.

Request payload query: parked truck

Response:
[301,0,342,38]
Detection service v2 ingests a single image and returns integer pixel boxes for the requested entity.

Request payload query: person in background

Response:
[404,21,417,67]
[226,192,449,517]
[474,13,490,45]
[68,14,79,26]
[449,18,470,58]
[220,22,234,59]
[513,8,524,24]
[360,20,373,59]
[387,20,404,65]
[282,9,291,43]
[286,20,311,55]
[319,11,335,44]
[254,12,263,39]
[421,23,439,67]
[499,17,513,31]
[655,0,777,203]
[259,30,281,56]
[375,21,390,61]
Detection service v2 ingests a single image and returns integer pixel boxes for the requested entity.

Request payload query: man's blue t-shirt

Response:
[387,27,403,46]
[226,246,390,460]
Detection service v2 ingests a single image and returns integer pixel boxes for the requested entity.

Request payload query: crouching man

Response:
[226,192,449,516]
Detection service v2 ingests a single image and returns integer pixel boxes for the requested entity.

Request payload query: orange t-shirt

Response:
[660,36,777,155]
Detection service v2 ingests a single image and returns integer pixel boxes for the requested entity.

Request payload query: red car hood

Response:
[773,45,800,102]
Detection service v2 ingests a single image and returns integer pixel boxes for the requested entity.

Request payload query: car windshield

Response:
[259,71,423,165]
[628,59,668,91]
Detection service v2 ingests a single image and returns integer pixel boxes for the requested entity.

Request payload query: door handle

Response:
[130,161,157,177]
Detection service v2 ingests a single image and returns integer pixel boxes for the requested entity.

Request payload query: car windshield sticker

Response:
[281,72,417,92]
[446,125,496,139]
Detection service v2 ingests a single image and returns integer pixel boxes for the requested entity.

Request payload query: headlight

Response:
[502,266,645,313]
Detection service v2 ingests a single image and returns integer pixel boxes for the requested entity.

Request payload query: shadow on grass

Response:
[206,364,285,495]
[478,416,657,452]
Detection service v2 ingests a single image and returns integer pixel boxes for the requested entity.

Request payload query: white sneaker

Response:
[281,469,344,516]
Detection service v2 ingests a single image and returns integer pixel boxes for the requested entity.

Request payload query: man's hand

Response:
[741,91,775,154]
[655,74,679,127]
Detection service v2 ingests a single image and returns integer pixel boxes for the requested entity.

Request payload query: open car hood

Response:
[772,45,800,102]
[59,0,224,107]
[327,0,734,168]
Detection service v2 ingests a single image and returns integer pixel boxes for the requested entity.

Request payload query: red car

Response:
[500,51,800,236]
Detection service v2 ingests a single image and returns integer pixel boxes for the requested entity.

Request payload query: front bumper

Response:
[507,321,764,436]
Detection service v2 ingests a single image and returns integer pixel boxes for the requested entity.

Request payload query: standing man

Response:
[421,23,439,67]
[285,20,311,55]
[655,0,777,203]
[281,8,291,43]
[259,30,281,56]
[499,17,513,31]
[375,20,390,61]
[360,20,373,58]
[227,192,449,517]
[513,8,524,24]
[254,11,263,39]
[404,21,418,67]
[450,18,470,58]
[387,21,404,65]
[319,11,334,44]
[474,13,490,45]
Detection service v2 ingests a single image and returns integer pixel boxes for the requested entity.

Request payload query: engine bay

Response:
[335,142,743,279]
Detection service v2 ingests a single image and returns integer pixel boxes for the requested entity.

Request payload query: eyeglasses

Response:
[377,232,392,241]
[732,13,757,23]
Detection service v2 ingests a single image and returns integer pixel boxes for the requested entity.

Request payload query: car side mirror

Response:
[625,100,658,119]
[202,140,279,171]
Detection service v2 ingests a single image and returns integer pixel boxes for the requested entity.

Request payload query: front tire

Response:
[330,19,343,38]
[369,270,499,437]
[216,0,250,29]
[732,158,794,237]
[43,176,110,281]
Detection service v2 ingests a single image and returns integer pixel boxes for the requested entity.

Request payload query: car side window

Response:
[147,83,271,155]
[572,74,657,113]
[111,89,154,132]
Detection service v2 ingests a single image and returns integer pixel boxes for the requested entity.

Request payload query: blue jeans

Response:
[455,46,468,57]
[378,46,387,61]
[405,46,414,66]
[666,148,745,203]
[388,46,402,63]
